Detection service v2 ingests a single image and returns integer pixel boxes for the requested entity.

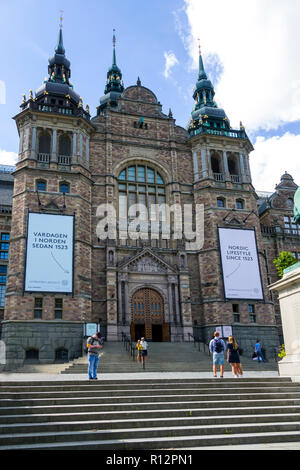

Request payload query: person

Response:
[255,339,265,363]
[140,337,148,363]
[227,336,242,378]
[136,339,143,363]
[209,331,226,378]
[87,332,103,380]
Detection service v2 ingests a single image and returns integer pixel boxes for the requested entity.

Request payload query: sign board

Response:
[24,213,74,293]
[218,228,264,300]
[215,326,232,338]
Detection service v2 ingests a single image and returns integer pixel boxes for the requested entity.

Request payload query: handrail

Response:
[188,333,210,356]
[121,332,136,362]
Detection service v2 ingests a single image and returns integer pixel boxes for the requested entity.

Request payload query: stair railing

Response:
[188,333,210,356]
[121,333,136,361]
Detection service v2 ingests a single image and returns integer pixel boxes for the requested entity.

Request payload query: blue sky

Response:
[1,0,300,192]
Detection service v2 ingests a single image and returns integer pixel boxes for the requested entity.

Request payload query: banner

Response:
[24,213,74,293]
[218,227,263,300]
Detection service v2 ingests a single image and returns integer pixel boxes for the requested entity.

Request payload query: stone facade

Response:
[0,30,299,368]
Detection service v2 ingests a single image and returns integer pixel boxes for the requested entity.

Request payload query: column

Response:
[86,137,90,165]
[245,154,252,183]
[239,152,246,183]
[79,133,83,161]
[31,127,37,160]
[51,129,57,162]
[73,132,77,163]
[201,148,208,179]
[223,150,230,181]
[18,128,24,158]
[192,151,199,181]
[207,148,213,178]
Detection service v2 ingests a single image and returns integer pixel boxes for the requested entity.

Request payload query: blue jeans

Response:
[257,351,265,363]
[88,354,99,379]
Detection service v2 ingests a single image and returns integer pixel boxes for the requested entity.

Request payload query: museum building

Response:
[0,26,300,368]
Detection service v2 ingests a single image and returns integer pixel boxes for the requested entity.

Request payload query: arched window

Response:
[59,135,71,156]
[118,164,166,220]
[38,132,51,155]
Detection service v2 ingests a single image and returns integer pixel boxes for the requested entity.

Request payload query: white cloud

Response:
[183,0,300,132]
[250,132,300,192]
[0,81,6,105]
[0,149,17,166]
[163,51,179,79]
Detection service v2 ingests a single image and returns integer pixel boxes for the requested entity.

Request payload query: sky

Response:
[1,0,300,192]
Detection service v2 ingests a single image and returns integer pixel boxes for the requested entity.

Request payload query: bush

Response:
[273,252,298,279]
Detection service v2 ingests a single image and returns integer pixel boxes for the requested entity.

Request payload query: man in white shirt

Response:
[140,337,148,362]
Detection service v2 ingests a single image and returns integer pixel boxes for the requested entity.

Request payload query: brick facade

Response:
[1,32,299,368]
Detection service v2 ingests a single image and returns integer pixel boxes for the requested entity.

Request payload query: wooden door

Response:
[131,288,164,341]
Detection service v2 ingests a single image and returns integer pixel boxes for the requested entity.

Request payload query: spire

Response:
[55,12,65,55]
[112,29,117,67]
[188,41,230,134]
[198,41,207,81]
[104,30,124,95]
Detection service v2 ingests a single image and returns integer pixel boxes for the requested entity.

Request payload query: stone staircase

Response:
[1,377,300,449]
[61,341,278,374]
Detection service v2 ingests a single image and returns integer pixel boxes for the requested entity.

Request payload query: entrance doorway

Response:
[131,288,169,342]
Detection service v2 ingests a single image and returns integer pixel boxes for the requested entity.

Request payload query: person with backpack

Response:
[209,331,226,378]
[86,332,103,380]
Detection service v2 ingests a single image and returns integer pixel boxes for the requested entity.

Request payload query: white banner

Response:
[25,213,74,293]
[218,228,263,300]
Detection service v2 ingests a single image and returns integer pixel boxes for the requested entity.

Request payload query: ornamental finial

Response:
[59,10,64,29]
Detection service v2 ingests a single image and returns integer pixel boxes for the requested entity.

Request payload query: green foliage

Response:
[278,344,286,359]
[273,251,298,279]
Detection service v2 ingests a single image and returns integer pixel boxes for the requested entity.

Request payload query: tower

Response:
[188,46,278,349]
[2,22,95,368]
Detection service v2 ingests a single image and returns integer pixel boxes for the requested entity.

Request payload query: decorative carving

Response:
[128,256,166,273]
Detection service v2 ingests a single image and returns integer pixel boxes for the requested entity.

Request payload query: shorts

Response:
[142,350,148,357]
[213,352,224,365]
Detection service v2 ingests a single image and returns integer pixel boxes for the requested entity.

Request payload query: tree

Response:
[273,251,298,279]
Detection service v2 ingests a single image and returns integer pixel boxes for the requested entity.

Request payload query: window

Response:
[34,298,43,319]
[0,266,7,307]
[250,314,256,323]
[284,215,300,235]
[236,199,244,210]
[117,165,165,221]
[38,132,51,155]
[36,180,46,191]
[60,182,70,193]
[248,304,255,314]
[233,314,240,323]
[54,298,63,319]
[25,349,39,362]
[59,135,71,156]
[232,304,239,313]
[217,198,225,208]
[0,234,9,262]
[292,252,300,260]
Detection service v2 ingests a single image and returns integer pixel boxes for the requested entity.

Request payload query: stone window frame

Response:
[217,197,226,208]
[36,179,47,192]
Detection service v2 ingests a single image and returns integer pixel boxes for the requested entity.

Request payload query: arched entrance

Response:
[130,288,170,342]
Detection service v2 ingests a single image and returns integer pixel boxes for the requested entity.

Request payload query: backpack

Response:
[213,338,224,353]
[84,336,95,354]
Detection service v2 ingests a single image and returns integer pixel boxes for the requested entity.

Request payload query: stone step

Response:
[2,411,300,435]
[1,377,300,449]
[2,404,300,424]
[2,430,300,450]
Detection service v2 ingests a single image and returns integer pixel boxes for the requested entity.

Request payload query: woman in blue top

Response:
[227,336,242,378]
